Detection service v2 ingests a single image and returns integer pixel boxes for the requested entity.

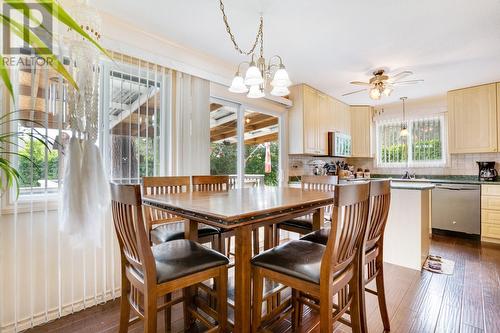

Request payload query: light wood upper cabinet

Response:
[350,106,373,157]
[288,84,350,155]
[302,85,320,154]
[448,83,498,153]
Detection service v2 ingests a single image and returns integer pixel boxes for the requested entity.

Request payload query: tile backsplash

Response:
[289,155,346,177]
[347,153,500,176]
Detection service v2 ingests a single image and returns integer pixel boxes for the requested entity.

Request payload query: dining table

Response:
[142,186,336,332]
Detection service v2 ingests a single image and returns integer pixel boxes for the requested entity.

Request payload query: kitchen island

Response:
[383,181,434,271]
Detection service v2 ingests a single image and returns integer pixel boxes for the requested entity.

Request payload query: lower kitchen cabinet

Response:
[481,184,500,243]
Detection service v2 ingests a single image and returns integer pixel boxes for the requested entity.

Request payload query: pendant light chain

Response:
[219,0,263,55]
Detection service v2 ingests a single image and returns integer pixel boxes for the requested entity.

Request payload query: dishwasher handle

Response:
[434,184,480,191]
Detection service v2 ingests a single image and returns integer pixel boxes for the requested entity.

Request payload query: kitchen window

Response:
[376,116,446,168]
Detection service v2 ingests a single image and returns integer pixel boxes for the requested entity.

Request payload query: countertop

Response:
[371,174,500,185]
[289,179,435,190]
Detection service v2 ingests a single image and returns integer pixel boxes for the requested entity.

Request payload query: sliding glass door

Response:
[209,97,281,188]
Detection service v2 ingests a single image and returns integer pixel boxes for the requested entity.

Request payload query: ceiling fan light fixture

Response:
[228,74,249,93]
[369,88,381,100]
[383,86,393,96]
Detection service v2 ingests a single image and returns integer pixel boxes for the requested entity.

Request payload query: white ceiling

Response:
[93,0,500,106]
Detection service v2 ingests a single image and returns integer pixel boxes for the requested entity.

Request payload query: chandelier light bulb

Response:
[244,64,264,86]
[228,74,248,93]
[247,84,265,99]
[370,88,381,100]
[270,86,290,97]
[271,67,291,88]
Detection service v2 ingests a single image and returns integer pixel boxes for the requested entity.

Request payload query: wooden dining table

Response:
[142,186,335,332]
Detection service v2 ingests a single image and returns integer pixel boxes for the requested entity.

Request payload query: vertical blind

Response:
[0,53,170,332]
[376,116,445,167]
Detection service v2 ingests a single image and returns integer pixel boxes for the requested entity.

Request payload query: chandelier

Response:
[219,0,291,98]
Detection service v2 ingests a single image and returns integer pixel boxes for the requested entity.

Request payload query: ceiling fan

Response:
[343,69,423,100]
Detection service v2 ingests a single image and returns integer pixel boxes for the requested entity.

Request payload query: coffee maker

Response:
[477,161,498,181]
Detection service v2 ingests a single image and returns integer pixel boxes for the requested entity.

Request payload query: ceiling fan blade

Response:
[349,81,371,86]
[342,88,368,96]
[393,79,424,86]
[389,71,413,82]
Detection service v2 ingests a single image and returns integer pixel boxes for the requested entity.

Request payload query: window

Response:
[209,98,282,188]
[13,63,68,198]
[376,116,445,167]
[104,54,169,184]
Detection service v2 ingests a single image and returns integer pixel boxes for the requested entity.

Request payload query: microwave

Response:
[328,132,352,157]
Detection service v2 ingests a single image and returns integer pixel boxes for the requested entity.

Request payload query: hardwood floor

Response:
[25,235,500,333]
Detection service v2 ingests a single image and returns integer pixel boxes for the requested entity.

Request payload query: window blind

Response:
[376,115,445,168]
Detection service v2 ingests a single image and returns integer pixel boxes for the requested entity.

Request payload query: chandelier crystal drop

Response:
[220,0,291,99]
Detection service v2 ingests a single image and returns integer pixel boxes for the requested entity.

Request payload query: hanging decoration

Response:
[59,0,109,246]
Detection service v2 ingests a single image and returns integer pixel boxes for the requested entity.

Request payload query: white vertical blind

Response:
[376,115,445,168]
[0,53,171,332]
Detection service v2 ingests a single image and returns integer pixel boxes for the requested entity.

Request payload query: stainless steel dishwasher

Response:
[431,183,481,237]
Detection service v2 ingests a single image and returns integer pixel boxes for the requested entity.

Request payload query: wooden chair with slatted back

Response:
[299,180,391,333]
[251,182,370,333]
[192,175,230,192]
[360,179,391,333]
[275,175,338,245]
[110,183,229,333]
[142,176,220,248]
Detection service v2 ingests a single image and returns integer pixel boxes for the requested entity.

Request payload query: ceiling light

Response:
[400,125,409,137]
[220,0,291,99]
[270,86,290,97]
[369,88,381,100]
[383,86,393,96]
[247,85,265,99]
[229,74,249,93]
[400,97,408,137]
[244,62,264,86]
[271,66,292,88]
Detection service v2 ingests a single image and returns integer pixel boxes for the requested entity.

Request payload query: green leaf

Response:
[37,0,112,59]
[0,56,15,100]
[0,13,79,91]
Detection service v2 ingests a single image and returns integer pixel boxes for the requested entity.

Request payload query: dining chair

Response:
[192,175,261,257]
[142,176,220,248]
[110,183,229,333]
[251,182,370,333]
[300,179,391,332]
[274,175,337,245]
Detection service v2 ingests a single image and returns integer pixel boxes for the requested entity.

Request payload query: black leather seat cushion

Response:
[300,228,329,245]
[251,240,326,284]
[301,229,377,254]
[150,222,220,244]
[277,217,313,232]
[151,239,229,283]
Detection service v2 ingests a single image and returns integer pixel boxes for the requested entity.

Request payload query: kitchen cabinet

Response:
[481,184,500,244]
[448,83,498,153]
[288,84,350,155]
[350,106,373,157]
